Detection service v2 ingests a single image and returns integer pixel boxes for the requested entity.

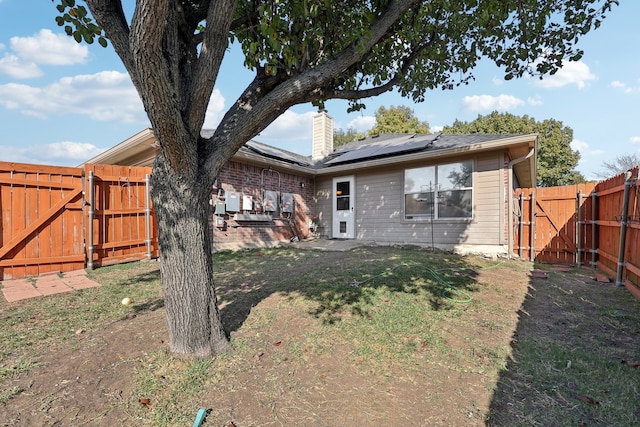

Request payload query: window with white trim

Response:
[404,160,473,220]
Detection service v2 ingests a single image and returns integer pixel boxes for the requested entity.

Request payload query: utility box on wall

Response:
[281,193,294,213]
[242,194,253,211]
[226,191,240,212]
[263,190,278,212]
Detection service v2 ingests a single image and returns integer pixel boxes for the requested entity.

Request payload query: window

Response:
[404,160,473,220]
[336,180,350,211]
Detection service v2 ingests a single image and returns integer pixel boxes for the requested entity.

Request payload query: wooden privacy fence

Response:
[0,162,158,280]
[514,166,640,299]
[513,183,596,264]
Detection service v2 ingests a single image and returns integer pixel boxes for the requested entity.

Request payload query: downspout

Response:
[507,147,535,258]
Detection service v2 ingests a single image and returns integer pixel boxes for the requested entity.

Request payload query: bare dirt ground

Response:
[1,246,638,426]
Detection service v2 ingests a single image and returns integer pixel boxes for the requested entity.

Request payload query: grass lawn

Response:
[1,245,639,426]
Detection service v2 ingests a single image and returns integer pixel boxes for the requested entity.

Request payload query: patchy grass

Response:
[1,247,639,426]
[488,265,640,427]
[0,260,161,388]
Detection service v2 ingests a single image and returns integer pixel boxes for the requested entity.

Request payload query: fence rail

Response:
[0,161,157,280]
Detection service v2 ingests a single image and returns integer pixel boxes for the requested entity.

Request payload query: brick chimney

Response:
[312,110,334,161]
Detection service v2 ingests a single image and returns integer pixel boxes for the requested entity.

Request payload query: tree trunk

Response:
[150,154,229,358]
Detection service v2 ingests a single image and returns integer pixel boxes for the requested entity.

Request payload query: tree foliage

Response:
[595,153,640,180]
[53,0,618,358]
[334,127,365,148]
[442,111,585,187]
[368,105,430,135]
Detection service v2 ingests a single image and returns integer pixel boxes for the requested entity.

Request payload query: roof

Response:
[316,133,537,187]
[82,129,537,187]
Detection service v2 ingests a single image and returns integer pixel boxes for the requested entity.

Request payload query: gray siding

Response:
[316,152,507,250]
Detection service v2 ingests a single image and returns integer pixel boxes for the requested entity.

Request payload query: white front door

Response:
[332,176,355,239]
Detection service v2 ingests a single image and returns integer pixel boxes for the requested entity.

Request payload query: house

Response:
[84,111,536,256]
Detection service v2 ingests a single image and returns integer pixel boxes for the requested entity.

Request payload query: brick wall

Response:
[209,160,316,250]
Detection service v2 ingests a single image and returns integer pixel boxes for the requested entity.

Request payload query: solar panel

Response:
[325,134,436,165]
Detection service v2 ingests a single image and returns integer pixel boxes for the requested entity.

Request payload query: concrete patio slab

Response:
[1,279,43,302]
[1,269,101,302]
[36,275,73,296]
[62,274,101,290]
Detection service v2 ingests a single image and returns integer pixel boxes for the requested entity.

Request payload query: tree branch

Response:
[86,0,136,83]
[188,0,237,135]
[202,0,419,180]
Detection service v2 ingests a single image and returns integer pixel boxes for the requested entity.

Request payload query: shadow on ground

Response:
[212,245,481,333]
[487,265,640,426]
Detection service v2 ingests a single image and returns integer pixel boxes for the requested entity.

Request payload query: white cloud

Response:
[491,76,505,86]
[202,89,226,129]
[431,125,444,133]
[630,136,640,144]
[461,94,524,112]
[527,96,543,106]
[47,141,106,161]
[611,80,639,94]
[0,29,89,79]
[0,53,43,78]
[0,141,105,166]
[533,60,596,89]
[0,71,147,123]
[571,139,589,152]
[347,115,376,132]
[260,110,316,141]
[571,139,604,156]
[11,29,88,66]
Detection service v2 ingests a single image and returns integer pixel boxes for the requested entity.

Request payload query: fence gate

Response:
[84,164,157,269]
[513,184,596,264]
[0,161,158,280]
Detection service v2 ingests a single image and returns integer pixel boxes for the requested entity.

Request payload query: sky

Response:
[0,1,638,180]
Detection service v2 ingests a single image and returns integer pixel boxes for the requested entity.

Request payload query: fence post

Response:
[519,192,524,258]
[591,190,598,267]
[530,190,536,261]
[144,174,152,260]
[576,190,583,266]
[87,170,95,270]
[616,173,634,286]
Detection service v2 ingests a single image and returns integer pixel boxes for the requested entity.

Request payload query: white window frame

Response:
[404,160,473,220]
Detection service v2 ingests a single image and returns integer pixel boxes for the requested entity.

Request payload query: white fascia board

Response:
[80,128,155,166]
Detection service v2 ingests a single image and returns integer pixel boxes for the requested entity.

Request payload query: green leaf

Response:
[73,31,82,43]
[98,37,108,48]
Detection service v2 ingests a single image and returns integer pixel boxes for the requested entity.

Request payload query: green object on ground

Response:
[192,408,207,427]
